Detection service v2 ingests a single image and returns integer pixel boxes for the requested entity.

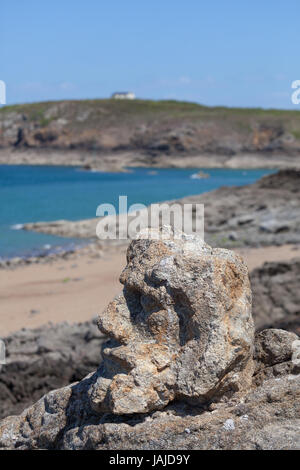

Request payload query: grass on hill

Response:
[1,99,300,137]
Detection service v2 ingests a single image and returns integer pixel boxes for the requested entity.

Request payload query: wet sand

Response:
[0,244,299,336]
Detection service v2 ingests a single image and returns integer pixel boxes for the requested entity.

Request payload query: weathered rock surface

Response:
[254,328,298,367]
[89,227,254,415]
[0,320,104,420]
[253,328,300,386]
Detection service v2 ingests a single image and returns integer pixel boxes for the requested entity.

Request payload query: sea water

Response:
[0,165,274,258]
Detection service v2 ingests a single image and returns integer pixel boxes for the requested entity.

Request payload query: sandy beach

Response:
[1,243,299,336]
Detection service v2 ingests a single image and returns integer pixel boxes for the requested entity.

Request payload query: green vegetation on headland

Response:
[1,98,300,127]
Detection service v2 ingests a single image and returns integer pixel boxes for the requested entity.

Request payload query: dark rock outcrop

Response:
[177,169,300,248]
[250,258,300,335]
[0,320,104,420]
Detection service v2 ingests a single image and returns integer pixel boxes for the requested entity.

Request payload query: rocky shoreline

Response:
[2,168,299,270]
[22,169,300,249]
[0,240,104,270]
[1,168,299,275]
[1,148,300,173]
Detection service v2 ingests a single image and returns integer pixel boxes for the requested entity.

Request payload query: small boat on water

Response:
[190,171,210,179]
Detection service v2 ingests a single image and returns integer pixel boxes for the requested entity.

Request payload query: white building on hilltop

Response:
[111,91,136,100]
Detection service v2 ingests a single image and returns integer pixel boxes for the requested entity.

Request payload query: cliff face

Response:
[1,100,300,162]
[0,228,299,450]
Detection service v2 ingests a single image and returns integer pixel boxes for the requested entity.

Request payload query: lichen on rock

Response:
[89,226,254,415]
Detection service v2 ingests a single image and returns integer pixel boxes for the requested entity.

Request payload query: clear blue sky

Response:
[1,0,299,108]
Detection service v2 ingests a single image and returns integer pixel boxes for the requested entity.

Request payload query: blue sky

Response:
[1,0,299,108]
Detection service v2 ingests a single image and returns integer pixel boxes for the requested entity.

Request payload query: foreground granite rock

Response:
[0,228,299,450]
[89,227,254,414]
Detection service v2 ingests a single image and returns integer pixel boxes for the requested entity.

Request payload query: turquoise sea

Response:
[0,165,274,259]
